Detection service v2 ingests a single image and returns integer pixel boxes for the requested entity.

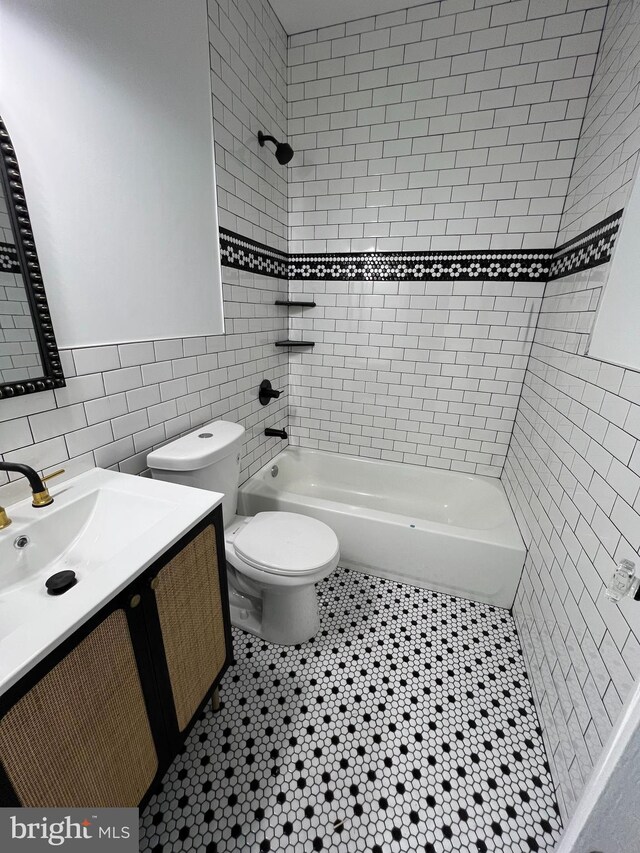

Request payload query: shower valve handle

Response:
[259,379,282,405]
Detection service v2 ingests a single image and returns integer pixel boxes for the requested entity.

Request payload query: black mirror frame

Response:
[0,115,65,399]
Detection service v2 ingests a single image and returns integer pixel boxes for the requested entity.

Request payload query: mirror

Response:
[2,0,224,350]
[0,116,64,399]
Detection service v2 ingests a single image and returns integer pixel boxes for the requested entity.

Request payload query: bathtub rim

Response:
[239,446,525,552]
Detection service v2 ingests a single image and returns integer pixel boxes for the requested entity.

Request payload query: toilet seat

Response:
[232,512,339,577]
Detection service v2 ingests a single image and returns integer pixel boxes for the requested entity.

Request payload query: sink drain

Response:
[45,570,77,595]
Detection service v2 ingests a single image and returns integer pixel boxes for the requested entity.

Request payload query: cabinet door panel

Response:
[0,609,157,807]
[153,525,226,731]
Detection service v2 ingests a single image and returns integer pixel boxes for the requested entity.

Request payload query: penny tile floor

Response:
[140,567,562,852]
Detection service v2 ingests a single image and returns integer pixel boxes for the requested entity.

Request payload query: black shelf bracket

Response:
[275,298,315,347]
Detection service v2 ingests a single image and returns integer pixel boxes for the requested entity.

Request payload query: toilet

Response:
[147,420,339,645]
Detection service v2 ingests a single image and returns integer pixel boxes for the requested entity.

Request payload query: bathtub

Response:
[238,448,526,609]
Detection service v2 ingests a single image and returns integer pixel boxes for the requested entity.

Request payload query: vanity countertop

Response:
[0,467,223,697]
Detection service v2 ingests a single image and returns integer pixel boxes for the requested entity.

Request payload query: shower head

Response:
[258,130,294,165]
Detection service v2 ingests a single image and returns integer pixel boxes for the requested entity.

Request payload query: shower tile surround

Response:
[221,212,621,476]
[283,0,608,475]
[140,568,561,853]
[286,216,621,476]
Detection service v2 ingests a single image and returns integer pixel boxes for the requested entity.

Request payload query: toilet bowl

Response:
[147,420,339,645]
[224,512,338,644]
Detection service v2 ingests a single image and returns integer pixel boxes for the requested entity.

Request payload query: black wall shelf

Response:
[275,296,315,348]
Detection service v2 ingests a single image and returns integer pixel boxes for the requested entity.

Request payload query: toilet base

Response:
[229,601,263,638]
[261,584,320,645]
[227,567,320,645]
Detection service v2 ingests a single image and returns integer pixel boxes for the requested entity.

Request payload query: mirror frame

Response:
[0,116,65,399]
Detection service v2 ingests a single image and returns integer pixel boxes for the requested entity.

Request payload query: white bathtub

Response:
[238,447,525,609]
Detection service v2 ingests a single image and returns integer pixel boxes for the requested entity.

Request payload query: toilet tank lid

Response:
[147,420,245,471]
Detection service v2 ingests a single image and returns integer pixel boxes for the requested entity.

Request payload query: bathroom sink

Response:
[0,467,223,694]
[1,487,177,591]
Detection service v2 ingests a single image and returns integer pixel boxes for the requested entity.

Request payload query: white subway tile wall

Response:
[286,0,605,475]
[0,0,290,488]
[559,0,640,241]
[288,276,544,476]
[0,268,289,488]
[503,0,640,820]
[287,0,607,254]
[210,0,288,251]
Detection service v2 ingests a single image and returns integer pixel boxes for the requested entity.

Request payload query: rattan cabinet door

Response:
[0,609,158,808]
[153,525,226,732]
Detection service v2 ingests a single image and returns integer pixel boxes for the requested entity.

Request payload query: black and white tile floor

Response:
[139,568,562,852]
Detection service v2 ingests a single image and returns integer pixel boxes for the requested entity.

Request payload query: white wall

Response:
[0,0,224,348]
[0,0,289,493]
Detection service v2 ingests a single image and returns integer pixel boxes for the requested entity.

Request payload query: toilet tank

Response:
[147,420,245,524]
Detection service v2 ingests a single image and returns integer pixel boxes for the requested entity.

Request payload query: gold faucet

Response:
[32,468,66,507]
[0,464,65,524]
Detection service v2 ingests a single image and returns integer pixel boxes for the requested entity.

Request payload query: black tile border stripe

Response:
[288,250,550,282]
[0,241,20,274]
[219,228,288,279]
[547,209,622,280]
[2,213,625,284]
[218,209,624,283]
[553,209,623,254]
